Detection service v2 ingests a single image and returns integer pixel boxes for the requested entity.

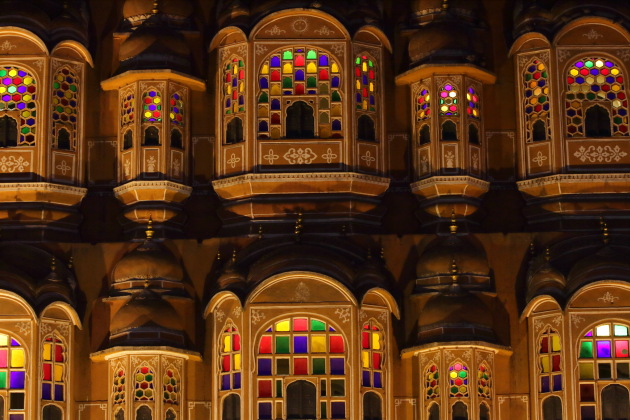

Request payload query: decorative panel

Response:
[170,150,184,182]
[357,142,378,174]
[223,144,245,176]
[441,143,458,174]
[142,148,160,178]
[567,139,630,168]
[51,152,75,183]
[469,145,481,177]
[417,146,431,178]
[257,141,342,170]
[526,142,552,176]
[0,150,33,180]
[121,150,133,181]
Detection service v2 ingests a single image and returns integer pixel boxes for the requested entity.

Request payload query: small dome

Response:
[119,22,191,62]
[112,240,183,283]
[354,253,389,290]
[110,288,182,334]
[408,20,480,65]
[566,246,630,294]
[416,235,490,279]
[216,253,246,291]
[123,0,193,20]
[526,251,565,301]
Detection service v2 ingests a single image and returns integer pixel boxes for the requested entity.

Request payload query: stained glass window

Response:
[566,58,628,137]
[425,364,439,399]
[439,84,458,116]
[225,58,245,116]
[524,59,550,142]
[220,324,241,392]
[0,66,36,145]
[258,47,342,139]
[170,93,184,126]
[113,366,125,406]
[256,317,346,420]
[466,87,480,119]
[448,362,469,398]
[0,333,26,420]
[477,363,491,399]
[51,68,78,150]
[355,55,376,112]
[163,368,179,405]
[142,90,162,122]
[134,365,155,401]
[578,322,630,419]
[121,92,135,126]
[539,327,562,393]
[42,334,65,402]
[417,88,430,121]
[361,321,384,389]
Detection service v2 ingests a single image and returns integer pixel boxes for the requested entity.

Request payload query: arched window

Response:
[0,115,17,147]
[579,322,630,420]
[566,58,628,137]
[0,333,26,420]
[224,58,245,116]
[142,90,162,122]
[226,117,243,144]
[539,327,562,393]
[468,124,479,145]
[358,115,375,142]
[466,87,480,119]
[479,403,490,420]
[115,407,125,420]
[448,362,469,398]
[169,92,184,126]
[0,66,37,145]
[420,124,431,145]
[429,402,440,420]
[121,92,135,126]
[52,67,79,150]
[222,394,240,420]
[417,87,431,145]
[258,47,341,139]
[113,365,126,408]
[286,101,314,139]
[42,334,65,402]
[56,128,70,150]
[143,126,159,146]
[442,121,457,141]
[220,324,241,391]
[136,405,151,420]
[286,380,316,419]
[256,317,346,420]
[452,401,468,420]
[524,59,550,142]
[133,366,155,401]
[42,405,62,420]
[355,54,377,141]
[585,105,612,137]
[361,321,383,389]
[363,391,382,420]
[477,363,491,399]
[542,395,562,420]
[601,384,629,420]
[439,84,458,116]
[170,129,182,149]
[426,364,439,399]
[162,367,179,405]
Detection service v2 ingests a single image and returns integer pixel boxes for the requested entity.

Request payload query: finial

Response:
[449,209,458,235]
[600,217,609,245]
[68,256,74,270]
[258,225,264,240]
[216,250,222,262]
[144,279,150,288]
[50,257,56,272]
[380,247,385,262]
[450,257,459,283]
[544,248,551,262]
[529,241,535,256]
[145,215,154,241]
[294,212,303,241]
[231,249,237,264]
[152,0,159,14]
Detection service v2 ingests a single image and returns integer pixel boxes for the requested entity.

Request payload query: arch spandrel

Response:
[353,26,392,52]
[509,33,550,56]
[50,41,94,67]
[567,281,630,309]
[554,19,630,46]
[251,10,349,41]
[521,295,562,320]
[360,288,400,320]
[0,27,48,55]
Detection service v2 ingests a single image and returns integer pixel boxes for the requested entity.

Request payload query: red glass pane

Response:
[43,363,52,380]
[362,332,369,349]
[222,355,230,372]
[259,336,272,354]
[540,337,548,353]
[552,355,561,371]
[55,345,63,362]
[295,56,305,66]
[373,353,381,370]
[233,334,241,351]
[0,349,7,368]
[141,367,149,374]
[369,70,375,80]
[295,84,305,95]
[294,318,308,331]
[616,340,629,358]
[239,70,245,80]
[355,68,361,77]
[226,74,231,82]
[258,380,272,397]
[271,70,280,82]
[330,336,344,353]
[294,358,308,375]
[319,69,329,80]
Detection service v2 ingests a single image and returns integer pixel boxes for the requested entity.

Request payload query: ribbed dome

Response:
[123,0,193,20]
[566,246,630,294]
[416,235,489,279]
[408,21,478,65]
[110,288,182,334]
[112,240,183,283]
[119,23,191,62]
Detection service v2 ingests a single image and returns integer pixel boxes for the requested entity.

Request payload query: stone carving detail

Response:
[462,349,473,361]
[0,156,30,172]
[14,322,30,336]
[472,153,479,170]
[146,156,157,172]
[331,44,345,58]
[56,160,72,176]
[255,44,268,56]
[251,309,266,325]
[283,147,317,164]
[394,398,416,407]
[314,26,335,36]
[571,313,585,328]
[420,154,429,173]
[518,51,550,68]
[334,307,351,323]
[124,159,132,177]
[263,149,279,164]
[0,40,16,52]
[598,292,620,305]
[322,148,338,164]
[617,49,630,61]
[443,350,456,361]
[532,151,548,167]
[361,150,376,167]
[227,153,241,169]
[292,18,308,33]
[215,309,225,323]
[265,26,286,36]
[172,158,181,177]
[557,49,572,63]
[292,282,311,303]
[232,306,242,319]
[444,151,455,168]
[574,145,628,163]
[378,311,388,322]
[583,29,603,40]
[359,310,368,321]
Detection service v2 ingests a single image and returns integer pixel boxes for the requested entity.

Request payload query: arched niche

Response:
[360,288,400,320]
[353,26,392,53]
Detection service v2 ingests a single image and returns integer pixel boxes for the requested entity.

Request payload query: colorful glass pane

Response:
[224,58,245,116]
[51,67,79,149]
[478,364,491,398]
[355,55,376,112]
[523,59,550,142]
[361,321,384,390]
[425,364,439,399]
[466,86,480,119]
[448,362,468,397]
[0,66,36,145]
[142,90,162,122]
[134,365,155,401]
[439,84,458,116]
[112,367,125,405]
[219,324,241,391]
[538,327,562,393]
[121,92,134,126]
[170,92,184,125]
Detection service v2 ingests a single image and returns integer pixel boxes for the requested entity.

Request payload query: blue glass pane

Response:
[331,402,344,419]
[319,55,329,66]
[260,78,269,89]
[233,372,241,389]
[362,370,370,387]
[294,336,308,353]
[221,374,230,390]
[54,384,64,401]
[42,383,51,400]
[259,402,272,419]
[374,372,382,388]
[10,371,24,389]
[270,57,281,67]
[330,358,344,375]
[258,359,272,376]
[271,99,281,110]
[296,70,305,81]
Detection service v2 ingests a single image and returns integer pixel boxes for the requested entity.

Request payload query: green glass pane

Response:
[21,127,29,134]
[355,57,361,65]
[239,60,244,67]
[259,92,268,103]
[321,401,327,419]
[307,77,317,88]
[276,336,290,354]
[53,82,60,89]
[614,117,622,124]
[56,106,64,112]
[225,110,231,114]
[542,71,548,78]
[135,390,143,398]
[615,325,629,337]
[145,374,153,381]
[580,341,593,358]
[525,74,532,81]
[451,386,458,394]
[0,70,5,77]
[0,371,5,388]
[283,51,293,60]
[313,358,326,374]
[70,85,77,92]
[332,91,341,102]
[538,96,547,103]
[585,61,594,68]
[283,77,292,88]
[586,93,596,100]
[368,60,373,67]
[311,320,326,331]
[459,370,467,378]
[276,379,283,397]
[307,50,317,60]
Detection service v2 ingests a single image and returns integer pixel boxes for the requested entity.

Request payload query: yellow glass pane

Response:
[24,77,33,85]
[331,63,339,73]
[0,334,7,346]
[311,336,326,353]
[612,84,621,92]
[261,64,269,75]
[537,63,545,71]
[449,371,457,378]
[0,87,4,93]
[11,348,24,368]
[234,354,241,370]
[369,82,374,92]
[597,325,611,337]
[270,85,281,95]
[595,60,604,68]
[356,80,361,90]
[233,65,237,75]
[612,68,620,75]
[579,362,594,379]
[154,97,161,104]
[227,85,232,94]
[540,355,550,373]
[144,111,152,118]
[551,335,561,352]
[239,82,244,92]
[276,320,290,332]
[362,62,367,72]
[8,70,16,77]
[372,333,380,350]
[362,351,370,368]
[570,69,579,76]
[223,335,231,352]
[307,63,317,73]
[54,364,63,381]
[283,63,292,74]
[233,103,238,112]
[362,100,368,110]
[43,343,52,361]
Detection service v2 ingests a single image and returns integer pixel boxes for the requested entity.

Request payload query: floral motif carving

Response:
[263,149,279,165]
[330,44,344,58]
[292,282,311,303]
[533,151,548,167]
[571,313,585,328]
[14,322,30,336]
[172,158,181,178]
[232,306,242,319]
[265,25,286,36]
[0,40,16,52]
[292,18,308,33]
[215,309,225,323]
[251,309,266,325]
[322,148,338,164]
[124,159,132,177]
[56,160,72,176]
[314,26,335,36]
[146,155,157,172]
[0,156,30,172]
[334,307,351,323]
[574,145,628,163]
[227,153,241,168]
[583,29,603,40]
[444,151,455,168]
[283,147,317,164]
[598,292,620,305]
[255,44,268,56]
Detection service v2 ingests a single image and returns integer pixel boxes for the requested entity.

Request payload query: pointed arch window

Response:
[258,47,342,139]
[466,87,480,119]
[0,333,26,420]
[52,67,79,150]
[439,84,458,116]
[523,59,550,142]
[134,365,155,401]
[0,66,37,145]
[169,92,184,126]
[363,391,382,420]
[224,58,245,116]
[355,55,377,141]
[425,364,439,399]
[566,58,628,137]
[477,363,491,399]
[539,327,562,393]
[0,115,17,147]
[42,333,65,402]
[121,92,135,126]
[222,394,240,420]
[142,90,162,123]
[448,362,469,398]
[417,87,431,145]
[361,321,384,389]
[113,365,126,407]
[219,324,241,391]
[162,367,180,405]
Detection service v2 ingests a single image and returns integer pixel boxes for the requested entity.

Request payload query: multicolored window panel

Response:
[258,47,342,139]
[134,365,155,401]
[112,366,125,405]
[361,321,384,389]
[566,58,628,137]
[425,364,439,399]
[257,317,346,420]
[163,368,179,405]
[42,334,65,402]
[439,84,458,116]
[417,87,430,121]
[225,58,245,115]
[51,68,79,149]
[523,59,550,142]
[121,92,135,126]
[220,324,241,391]
[539,327,562,393]
[142,90,162,122]
[0,333,26,420]
[0,66,36,145]
[579,322,630,418]
[466,87,480,119]
[477,363,491,399]
[170,92,184,126]
[355,55,376,112]
[448,362,469,398]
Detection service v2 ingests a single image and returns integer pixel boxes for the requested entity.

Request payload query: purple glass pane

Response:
[233,372,241,389]
[330,358,344,375]
[10,371,25,389]
[332,77,340,88]
[258,359,272,376]
[271,99,281,110]
[362,370,370,387]
[221,374,230,391]
[259,402,272,419]
[54,384,64,401]
[319,55,329,66]
[331,401,345,419]
[266,327,272,332]
[260,78,268,89]
[42,383,51,400]
[296,70,305,82]
[329,327,335,332]
[374,372,382,388]
[585,331,593,337]
[270,57,280,67]
[597,340,612,358]
[581,406,595,420]
[9,415,24,420]
[552,374,562,391]
[540,376,550,393]
[10,339,19,347]
[294,336,308,354]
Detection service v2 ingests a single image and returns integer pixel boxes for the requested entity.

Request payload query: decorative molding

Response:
[0,40,16,52]
[227,153,241,169]
[334,307,351,323]
[573,145,627,163]
[598,292,620,305]
[232,306,242,319]
[292,18,308,33]
[0,155,30,172]
[265,25,286,36]
[571,313,585,328]
[583,29,603,40]
[263,149,279,165]
[361,150,376,167]
[532,151,548,167]
[283,147,317,164]
[394,398,416,407]
[322,148,338,164]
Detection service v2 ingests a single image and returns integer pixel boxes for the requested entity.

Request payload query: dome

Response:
[526,251,565,301]
[416,235,490,279]
[112,240,183,283]
[566,245,630,294]
[408,21,479,65]
[123,0,193,20]
[110,288,182,334]
[119,23,191,62]
[216,252,246,291]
